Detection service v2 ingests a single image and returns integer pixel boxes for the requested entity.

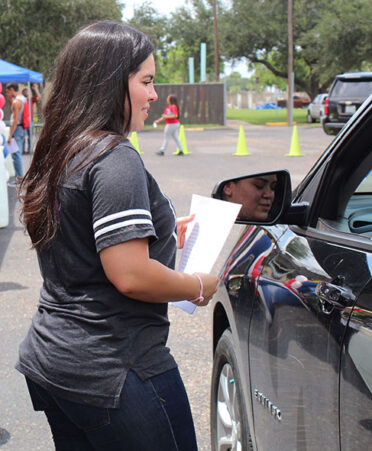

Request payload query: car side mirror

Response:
[211,170,292,225]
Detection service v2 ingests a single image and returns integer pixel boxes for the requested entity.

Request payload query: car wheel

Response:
[306,111,314,123]
[211,329,253,451]
[321,120,337,135]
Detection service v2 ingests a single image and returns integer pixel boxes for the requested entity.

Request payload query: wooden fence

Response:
[149,83,226,125]
[2,82,226,126]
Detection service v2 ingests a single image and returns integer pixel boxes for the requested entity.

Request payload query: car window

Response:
[345,168,372,236]
[332,80,372,98]
[355,170,372,193]
[315,107,372,239]
[317,154,372,238]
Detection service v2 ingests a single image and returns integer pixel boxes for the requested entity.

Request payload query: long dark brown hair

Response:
[20,21,154,249]
[168,94,180,119]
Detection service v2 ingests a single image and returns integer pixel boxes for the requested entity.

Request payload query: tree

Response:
[219,0,372,98]
[0,0,123,78]
[250,58,287,92]
[168,0,218,81]
[223,71,251,92]
[128,2,182,82]
[155,46,190,83]
[128,2,169,56]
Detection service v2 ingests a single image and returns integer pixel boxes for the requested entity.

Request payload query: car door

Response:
[312,94,321,117]
[248,100,372,450]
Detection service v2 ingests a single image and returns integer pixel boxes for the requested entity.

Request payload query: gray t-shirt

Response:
[16,140,178,408]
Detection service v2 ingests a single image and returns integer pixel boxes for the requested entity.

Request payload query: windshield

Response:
[332,79,372,98]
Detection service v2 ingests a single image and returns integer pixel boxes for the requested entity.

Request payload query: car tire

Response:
[210,329,253,451]
[306,111,314,123]
[321,119,337,135]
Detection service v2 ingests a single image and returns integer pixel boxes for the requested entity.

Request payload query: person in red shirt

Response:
[154,94,184,156]
[22,83,41,153]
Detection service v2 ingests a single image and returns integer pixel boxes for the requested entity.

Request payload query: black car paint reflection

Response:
[216,223,372,449]
[211,97,372,450]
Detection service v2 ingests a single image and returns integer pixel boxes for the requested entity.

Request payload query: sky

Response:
[122,0,187,19]
[122,0,251,78]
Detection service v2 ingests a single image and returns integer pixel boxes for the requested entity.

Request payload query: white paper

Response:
[6,138,19,154]
[172,194,242,314]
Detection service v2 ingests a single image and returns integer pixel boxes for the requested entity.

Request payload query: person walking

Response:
[154,94,184,156]
[16,21,218,451]
[22,83,41,153]
[5,82,24,178]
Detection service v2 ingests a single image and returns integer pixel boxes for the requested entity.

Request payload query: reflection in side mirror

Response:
[211,170,292,225]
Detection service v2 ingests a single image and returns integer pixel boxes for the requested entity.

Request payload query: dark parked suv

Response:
[210,95,372,450]
[322,71,372,135]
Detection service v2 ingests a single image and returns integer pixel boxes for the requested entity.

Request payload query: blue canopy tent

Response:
[0,59,43,83]
[0,59,43,150]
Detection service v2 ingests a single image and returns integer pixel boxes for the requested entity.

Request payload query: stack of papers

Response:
[5,138,19,154]
[172,194,242,314]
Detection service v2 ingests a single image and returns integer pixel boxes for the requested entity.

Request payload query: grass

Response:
[144,123,222,130]
[227,108,308,125]
[141,109,308,129]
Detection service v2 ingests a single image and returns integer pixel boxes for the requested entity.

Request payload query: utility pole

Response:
[287,0,293,126]
[213,0,220,81]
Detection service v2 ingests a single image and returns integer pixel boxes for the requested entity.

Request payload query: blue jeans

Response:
[11,125,24,177]
[25,124,32,152]
[26,368,198,450]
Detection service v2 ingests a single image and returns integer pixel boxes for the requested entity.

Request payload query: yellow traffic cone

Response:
[233,125,251,156]
[174,125,190,155]
[286,125,303,156]
[129,132,142,154]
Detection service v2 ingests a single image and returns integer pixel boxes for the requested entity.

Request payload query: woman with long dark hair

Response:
[16,21,218,450]
[154,94,184,155]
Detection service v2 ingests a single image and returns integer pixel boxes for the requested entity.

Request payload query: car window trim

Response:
[289,225,372,253]
[306,103,372,226]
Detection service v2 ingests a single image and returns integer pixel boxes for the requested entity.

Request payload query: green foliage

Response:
[227,108,308,125]
[128,2,168,55]
[168,0,218,81]
[130,0,219,82]
[128,2,187,82]
[220,0,372,98]
[251,60,286,92]
[155,46,189,83]
[0,0,123,78]
[223,71,250,92]
[3,0,370,98]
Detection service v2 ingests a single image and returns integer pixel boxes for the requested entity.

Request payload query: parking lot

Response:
[0,122,334,450]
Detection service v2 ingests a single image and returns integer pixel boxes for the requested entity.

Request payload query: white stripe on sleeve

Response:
[93,209,152,230]
[94,218,153,239]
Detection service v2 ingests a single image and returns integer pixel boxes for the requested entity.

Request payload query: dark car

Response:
[210,95,372,450]
[322,72,372,135]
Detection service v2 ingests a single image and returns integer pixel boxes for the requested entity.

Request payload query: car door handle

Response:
[227,274,244,295]
[316,280,355,309]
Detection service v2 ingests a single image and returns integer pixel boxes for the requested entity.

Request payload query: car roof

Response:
[312,93,328,101]
[336,72,372,80]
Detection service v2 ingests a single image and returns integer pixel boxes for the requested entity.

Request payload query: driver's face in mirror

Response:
[222,174,277,221]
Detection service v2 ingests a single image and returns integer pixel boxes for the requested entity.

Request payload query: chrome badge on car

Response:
[254,389,282,421]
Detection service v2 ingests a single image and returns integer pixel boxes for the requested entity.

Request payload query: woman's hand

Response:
[176,214,195,249]
[191,272,219,307]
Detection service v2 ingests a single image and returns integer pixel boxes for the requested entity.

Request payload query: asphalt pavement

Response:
[0,121,334,450]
